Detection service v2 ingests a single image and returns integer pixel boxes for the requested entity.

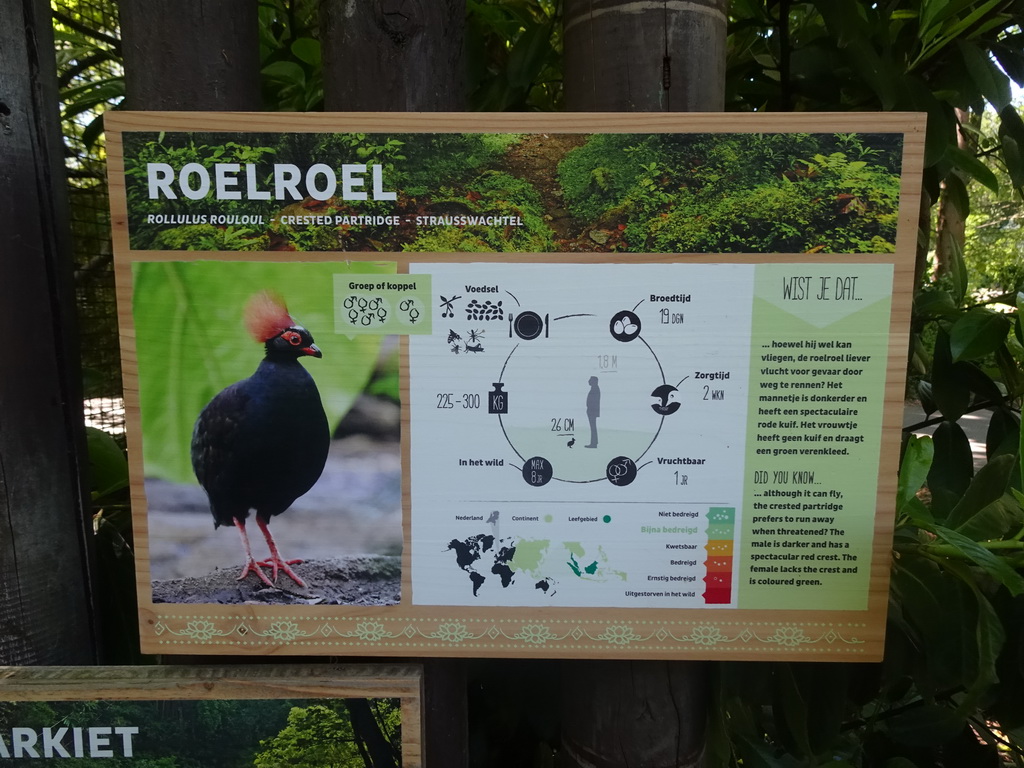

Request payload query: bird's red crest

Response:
[244,291,295,342]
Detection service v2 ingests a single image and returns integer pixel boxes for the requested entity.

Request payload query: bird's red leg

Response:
[255,517,307,587]
[234,519,275,587]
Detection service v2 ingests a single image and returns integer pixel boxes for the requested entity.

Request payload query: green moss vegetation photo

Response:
[124,131,902,254]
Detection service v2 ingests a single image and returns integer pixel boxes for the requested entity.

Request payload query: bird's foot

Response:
[257,556,307,588]
[237,558,276,588]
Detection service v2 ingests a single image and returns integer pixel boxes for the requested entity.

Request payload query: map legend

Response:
[703,507,736,604]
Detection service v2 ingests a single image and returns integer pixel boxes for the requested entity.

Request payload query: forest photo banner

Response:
[0,665,421,766]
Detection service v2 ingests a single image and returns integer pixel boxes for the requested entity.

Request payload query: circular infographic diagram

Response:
[487,304,686,486]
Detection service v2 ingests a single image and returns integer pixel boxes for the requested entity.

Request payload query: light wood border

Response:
[0,665,423,766]
[105,112,926,661]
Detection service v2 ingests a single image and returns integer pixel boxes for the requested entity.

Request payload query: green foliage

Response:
[151,224,269,251]
[253,700,401,768]
[963,108,1024,295]
[467,0,562,110]
[254,704,363,767]
[399,133,520,195]
[53,2,123,153]
[557,134,659,222]
[258,0,323,111]
[727,0,1024,204]
[703,3,1024,766]
[86,426,128,501]
[403,170,553,252]
[132,261,391,484]
[558,133,902,253]
[403,227,497,253]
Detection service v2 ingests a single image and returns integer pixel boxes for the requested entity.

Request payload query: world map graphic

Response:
[445,533,627,597]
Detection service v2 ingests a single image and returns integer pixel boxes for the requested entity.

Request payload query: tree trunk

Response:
[560,2,726,765]
[933,109,971,281]
[563,0,728,111]
[119,0,260,110]
[0,0,97,665]
[319,0,465,111]
[346,698,400,768]
[561,661,708,768]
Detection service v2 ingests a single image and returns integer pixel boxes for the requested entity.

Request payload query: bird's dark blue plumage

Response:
[190,294,329,587]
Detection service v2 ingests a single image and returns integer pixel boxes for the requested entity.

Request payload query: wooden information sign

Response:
[0,665,421,765]
[106,112,925,660]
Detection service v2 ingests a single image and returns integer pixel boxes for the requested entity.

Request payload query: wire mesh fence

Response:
[54,0,124,435]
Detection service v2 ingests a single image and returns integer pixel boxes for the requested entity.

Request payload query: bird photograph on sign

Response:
[131,260,403,605]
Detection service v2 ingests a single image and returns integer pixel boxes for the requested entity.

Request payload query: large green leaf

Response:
[261,59,306,86]
[944,145,999,193]
[771,664,814,761]
[993,35,1024,85]
[947,453,1015,529]
[898,434,934,515]
[86,426,129,501]
[927,420,974,517]
[893,557,975,691]
[955,495,1023,542]
[913,289,959,320]
[918,0,953,45]
[940,559,1007,710]
[956,38,1012,112]
[289,37,321,67]
[998,106,1024,191]
[986,406,1021,461]
[949,308,1012,361]
[133,261,393,484]
[930,329,971,421]
[935,525,1024,595]
[506,19,554,90]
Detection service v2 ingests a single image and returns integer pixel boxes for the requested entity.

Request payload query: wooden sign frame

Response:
[105,112,925,660]
[0,665,422,766]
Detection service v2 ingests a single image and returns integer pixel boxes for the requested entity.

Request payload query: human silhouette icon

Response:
[585,376,600,448]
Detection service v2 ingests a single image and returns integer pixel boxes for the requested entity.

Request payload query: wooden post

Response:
[560,2,727,765]
[561,661,709,768]
[319,0,465,111]
[0,0,98,664]
[563,0,727,112]
[119,0,261,111]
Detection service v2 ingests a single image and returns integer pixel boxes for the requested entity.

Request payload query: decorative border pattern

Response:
[153,615,868,655]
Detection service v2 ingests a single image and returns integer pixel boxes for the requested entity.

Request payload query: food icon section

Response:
[409,263,754,608]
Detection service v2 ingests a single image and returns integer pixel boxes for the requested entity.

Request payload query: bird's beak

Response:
[301,344,323,358]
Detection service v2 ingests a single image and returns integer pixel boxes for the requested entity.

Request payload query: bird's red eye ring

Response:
[282,330,302,345]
